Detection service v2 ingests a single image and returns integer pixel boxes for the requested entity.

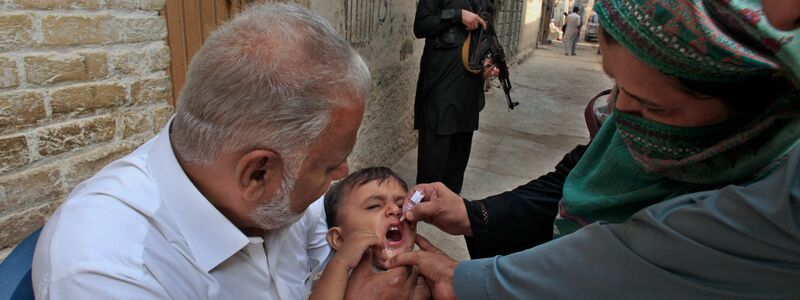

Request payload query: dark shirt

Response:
[413,0,493,134]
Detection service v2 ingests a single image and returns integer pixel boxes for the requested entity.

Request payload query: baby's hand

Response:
[333,231,383,270]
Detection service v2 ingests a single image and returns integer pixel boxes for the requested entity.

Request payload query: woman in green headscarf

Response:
[387,0,800,298]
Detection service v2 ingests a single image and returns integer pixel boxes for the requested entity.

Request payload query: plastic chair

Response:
[584,89,612,139]
[0,228,42,300]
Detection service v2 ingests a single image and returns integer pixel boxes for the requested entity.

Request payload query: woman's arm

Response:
[393,146,800,298]
[453,146,800,298]
[400,145,588,258]
[465,144,587,258]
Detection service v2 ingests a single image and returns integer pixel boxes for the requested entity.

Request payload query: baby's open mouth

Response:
[385,222,403,248]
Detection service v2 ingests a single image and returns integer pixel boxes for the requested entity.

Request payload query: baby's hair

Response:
[324,167,408,228]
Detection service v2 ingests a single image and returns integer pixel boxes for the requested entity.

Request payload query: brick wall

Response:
[0,0,173,259]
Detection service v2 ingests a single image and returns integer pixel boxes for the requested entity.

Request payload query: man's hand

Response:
[388,235,458,300]
[402,182,472,236]
[344,250,416,300]
[461,9,487,31]
[332,231,382,270]
[483,58,500,80]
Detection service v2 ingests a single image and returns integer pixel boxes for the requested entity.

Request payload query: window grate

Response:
[495,0,523,59]
[343,0,390,47]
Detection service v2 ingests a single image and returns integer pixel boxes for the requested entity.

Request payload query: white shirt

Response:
[32,121,331,300]
[565,12,582,35]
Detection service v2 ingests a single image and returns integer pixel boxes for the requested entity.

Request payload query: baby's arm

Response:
[309,231,381,300]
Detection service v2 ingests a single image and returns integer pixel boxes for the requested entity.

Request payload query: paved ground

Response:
[390,40,613,260]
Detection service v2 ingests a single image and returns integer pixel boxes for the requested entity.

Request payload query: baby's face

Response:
[335,179,416,269]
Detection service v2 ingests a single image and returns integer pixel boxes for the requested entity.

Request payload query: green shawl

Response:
[553,0,800,238]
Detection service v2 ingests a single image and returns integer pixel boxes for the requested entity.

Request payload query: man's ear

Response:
[236,149,284,203]
[326,227,344,251]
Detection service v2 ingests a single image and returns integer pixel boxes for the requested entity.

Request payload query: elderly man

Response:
[32,3,413,299]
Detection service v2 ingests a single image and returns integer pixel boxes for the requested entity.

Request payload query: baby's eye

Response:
[366,204,381,210]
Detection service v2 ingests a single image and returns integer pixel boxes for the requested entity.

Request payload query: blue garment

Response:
[454,146,800,299]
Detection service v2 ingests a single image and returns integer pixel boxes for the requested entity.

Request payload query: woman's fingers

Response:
[406,201,437,223]
[415,235,446,256]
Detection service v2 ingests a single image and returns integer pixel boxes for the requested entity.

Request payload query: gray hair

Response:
[171,2,370,166]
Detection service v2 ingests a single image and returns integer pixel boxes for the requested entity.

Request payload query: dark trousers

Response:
[416,127,474,194]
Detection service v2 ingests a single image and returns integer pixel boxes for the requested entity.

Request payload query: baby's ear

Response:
[326,227,344,251]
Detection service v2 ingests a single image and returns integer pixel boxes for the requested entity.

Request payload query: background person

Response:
[548,18,563,41]
[391,0,800,298]
[563,7,582,55]
[413,0,493,194]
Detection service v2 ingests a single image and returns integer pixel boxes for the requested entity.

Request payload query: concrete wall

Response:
[0,0,172,258]
[518,0,544,58]
[309,0,422,172]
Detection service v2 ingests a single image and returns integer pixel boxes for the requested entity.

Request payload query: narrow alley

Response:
[392,40,613,259]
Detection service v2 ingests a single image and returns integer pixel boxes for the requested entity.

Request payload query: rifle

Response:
[463,12,519,110]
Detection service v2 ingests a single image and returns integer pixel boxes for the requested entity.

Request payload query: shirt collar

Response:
[148,118,250,272]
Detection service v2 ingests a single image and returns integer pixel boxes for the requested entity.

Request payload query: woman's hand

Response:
[403,182,472,236]
[388,235,458,300]
[461,10,487,31]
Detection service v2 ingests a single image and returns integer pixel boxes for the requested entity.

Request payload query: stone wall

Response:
[0,0,173,258]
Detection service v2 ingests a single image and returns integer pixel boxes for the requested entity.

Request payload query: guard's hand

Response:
[388,235,457,300]
[461,10,487,30]
[344,250,417,300]
[483,58,500,80]
[402,182,472,236]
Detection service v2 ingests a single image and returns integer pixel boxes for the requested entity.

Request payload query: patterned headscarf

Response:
[702,0,800,85]
[554,0,800,238]
[595,0,798,84]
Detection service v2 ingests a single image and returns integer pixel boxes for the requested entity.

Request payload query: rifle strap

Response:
[461,31,482,74]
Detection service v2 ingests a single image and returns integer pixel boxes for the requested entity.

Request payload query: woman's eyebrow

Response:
[621,87,660,107]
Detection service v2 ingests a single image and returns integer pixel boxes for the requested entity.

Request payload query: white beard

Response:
[250,165,302,230]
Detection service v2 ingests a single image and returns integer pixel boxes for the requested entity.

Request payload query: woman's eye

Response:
[644,107,667,115]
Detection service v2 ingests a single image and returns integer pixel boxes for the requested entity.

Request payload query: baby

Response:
[310,167,425,299]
